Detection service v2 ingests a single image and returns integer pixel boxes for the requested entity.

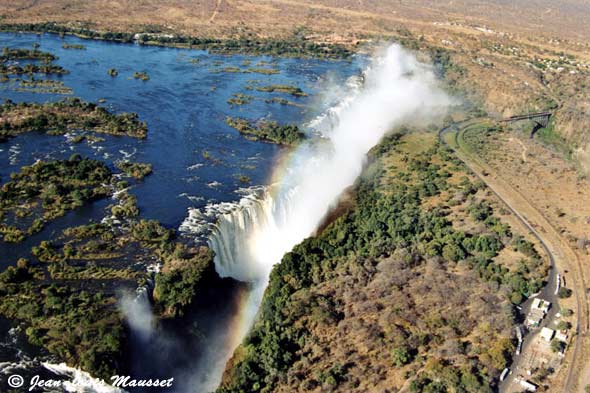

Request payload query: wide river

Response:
[0,32,363,392]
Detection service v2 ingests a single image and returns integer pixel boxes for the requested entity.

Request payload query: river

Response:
[0,32,363,392]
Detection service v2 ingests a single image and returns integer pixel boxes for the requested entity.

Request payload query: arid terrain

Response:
[456,121,590,392]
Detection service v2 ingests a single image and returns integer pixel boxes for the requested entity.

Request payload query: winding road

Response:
[439,119,588,393]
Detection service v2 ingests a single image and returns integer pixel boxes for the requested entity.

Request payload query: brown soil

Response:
[456,124,590,392]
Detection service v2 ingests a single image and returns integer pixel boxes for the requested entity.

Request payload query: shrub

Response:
[558,287,573,299]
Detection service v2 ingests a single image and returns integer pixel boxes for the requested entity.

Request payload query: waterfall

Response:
[209,188,293,282]
[181,43,452,391]
[207,44,451,285]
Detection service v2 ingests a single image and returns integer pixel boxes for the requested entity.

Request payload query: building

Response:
[520,379,538,392]
[527,309,545,327]
[540,327,555,342]
[555,330,568,342]
[500,368,510,381]
[526,298,551,327]
[531,298,551,314]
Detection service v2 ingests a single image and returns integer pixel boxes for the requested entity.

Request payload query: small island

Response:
[1,47,56,62]
[0,155,113,242]
[115,161,153,180]
[133,71,149,81]
[62,43,86,50]
[0,98,148,142]
[0,47,69,76]
[226,117,305,146]
[255,84,307,97]
[227,93,253,106]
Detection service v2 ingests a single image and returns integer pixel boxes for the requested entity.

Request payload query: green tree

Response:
[550,339,565,353]
[558,287,573,299]
[392,346,412,367]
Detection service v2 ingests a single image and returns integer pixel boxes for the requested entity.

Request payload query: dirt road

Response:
[439,120,588,392]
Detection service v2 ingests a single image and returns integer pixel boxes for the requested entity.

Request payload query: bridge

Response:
[500,111,552,137]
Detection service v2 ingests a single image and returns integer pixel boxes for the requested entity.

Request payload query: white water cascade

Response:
[182,43,452,390]
[209,43,451,285]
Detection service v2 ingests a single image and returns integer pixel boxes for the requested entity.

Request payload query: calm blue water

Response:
[0,32,363,267]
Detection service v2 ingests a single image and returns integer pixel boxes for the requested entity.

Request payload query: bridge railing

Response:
[500,111,552,123]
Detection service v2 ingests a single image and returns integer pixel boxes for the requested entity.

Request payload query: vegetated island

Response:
[265,97,299,107]
[226,117,305,146]
[133,71,149,81]
[255,84,307,97]
[0,46,69,76]
[11,78,73,94]
[1,47,56,62]
[219,130,548,392]
[0,23,352,59]
[0,149,226,379]
[0,98,148,142]
[0,217,221,379]
[61,43,86,50]
[115,161,153,180]
[0,155,113,242]
[214,66,280,75]
[227,93,253,106]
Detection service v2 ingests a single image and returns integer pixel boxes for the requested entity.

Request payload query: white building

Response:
[555,330,568,342]
[520,379,538,392]
[531,298,550,314]
[540,327,555,342]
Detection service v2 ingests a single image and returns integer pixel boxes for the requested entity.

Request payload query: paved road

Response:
[438,120,583,392]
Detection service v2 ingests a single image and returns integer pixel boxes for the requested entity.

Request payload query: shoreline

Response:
[0,23,355,60]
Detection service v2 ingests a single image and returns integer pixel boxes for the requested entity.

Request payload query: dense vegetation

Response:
[0,23,352,59]
[0,200,217,378]
[219,134,547,392]
[0,155,112,242]
[0,62,68,76]
[115,161,153,180]
[153,245,215,317]
[1,47,56,61]
[0,98,147,141]
[226,117,305,146]
[0,219,152,378]
[0,46,69,76]
[0,274,125,379]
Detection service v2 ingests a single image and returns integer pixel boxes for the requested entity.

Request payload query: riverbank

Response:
[0,23,353,59]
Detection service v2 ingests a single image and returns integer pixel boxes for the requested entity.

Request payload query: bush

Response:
[392,346,413,367]
[556,320,571,330]
[558,287,573,299]
[550,339,566,353]
[561,308,573,317]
